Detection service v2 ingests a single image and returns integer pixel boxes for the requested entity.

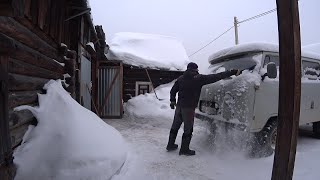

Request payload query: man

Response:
[166,62,240,156]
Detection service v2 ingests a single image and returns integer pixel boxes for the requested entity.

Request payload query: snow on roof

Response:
[209,42,320,63]
[106,32,190,71]
[303,43,320,54]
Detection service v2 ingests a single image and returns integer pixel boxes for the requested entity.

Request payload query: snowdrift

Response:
[124,81,175,120]
[107,32,189,70]
[13,80,127,180]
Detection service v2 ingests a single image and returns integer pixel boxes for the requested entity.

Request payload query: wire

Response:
[188,26,234,58]
[238,8,277,24]
[188,8,278,57]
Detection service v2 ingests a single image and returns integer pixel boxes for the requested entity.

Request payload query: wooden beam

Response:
[49,0,58,39]
[8,90,40,109]
[14,17,58,49]
[9,108,35,130]
[38,0,49,30]
[10,123,29,148]
[0,2,13,16]
[11,0,24,16]
[8,73,49,91]
[0,0,24,17]
[0,17,59,61]
[9,58,63,80]
[24,0,32,19]
[272,0,301,180]
[0,55,12,178]
[0,33,64,73]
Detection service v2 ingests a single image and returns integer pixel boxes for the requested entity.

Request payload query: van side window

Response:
[264,55,279,67]
[302,60,320,80]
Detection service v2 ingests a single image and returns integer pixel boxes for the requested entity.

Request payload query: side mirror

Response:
[267,62,277,79]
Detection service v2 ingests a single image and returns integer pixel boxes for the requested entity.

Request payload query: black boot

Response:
[166,129,178,151]
[179,134,195,156]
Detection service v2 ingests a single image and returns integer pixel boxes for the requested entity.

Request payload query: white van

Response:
[196,43,320,153]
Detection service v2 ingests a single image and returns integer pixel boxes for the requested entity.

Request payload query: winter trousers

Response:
[170,106,195,136]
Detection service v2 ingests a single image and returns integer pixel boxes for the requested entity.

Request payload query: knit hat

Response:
[187,62,198,70]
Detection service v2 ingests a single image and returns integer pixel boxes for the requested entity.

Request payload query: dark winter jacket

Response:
[170,69,237,108]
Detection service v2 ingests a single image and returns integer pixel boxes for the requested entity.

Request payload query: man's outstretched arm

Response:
[199,70,240,86]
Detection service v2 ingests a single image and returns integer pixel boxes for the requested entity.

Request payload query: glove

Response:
[230,69,241,76]
[170,101,176,109]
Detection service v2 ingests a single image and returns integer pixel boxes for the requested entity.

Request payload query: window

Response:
[264,55,279,67]
[135,82,152,96]
[209,54,258,73]
[302,60,320,80]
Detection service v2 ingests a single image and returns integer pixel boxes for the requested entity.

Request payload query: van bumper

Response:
[195,110,248,131]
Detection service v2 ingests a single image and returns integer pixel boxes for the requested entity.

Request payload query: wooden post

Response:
[0,55,14,180]
[272,0,301,180]
[234,16,239,45]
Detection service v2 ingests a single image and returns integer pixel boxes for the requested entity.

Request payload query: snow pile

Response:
[124,81,175,120]
[13,80,127,180]
[107,32,189,70]
[86,42,96,51]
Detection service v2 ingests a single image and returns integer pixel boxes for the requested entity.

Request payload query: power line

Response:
[188,8,278,57]
[188,26,234,58]
[238,8,277,24]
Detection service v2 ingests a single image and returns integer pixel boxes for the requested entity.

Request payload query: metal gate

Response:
[80,55,92,110]
[98,64,123,118]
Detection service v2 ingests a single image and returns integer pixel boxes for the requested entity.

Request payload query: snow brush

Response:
[145,69,164,101]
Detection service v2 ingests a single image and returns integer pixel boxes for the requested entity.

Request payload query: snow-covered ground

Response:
[107,82,320,180]
[13,80,320,180]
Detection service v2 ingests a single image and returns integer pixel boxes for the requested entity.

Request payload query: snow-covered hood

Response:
[199,72,261,124]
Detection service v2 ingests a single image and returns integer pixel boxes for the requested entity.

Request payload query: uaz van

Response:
[196,43,320,153]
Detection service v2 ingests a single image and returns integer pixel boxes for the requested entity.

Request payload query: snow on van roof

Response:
[303,43,320,54]
[106,32,190,71]
[209,42,320,63]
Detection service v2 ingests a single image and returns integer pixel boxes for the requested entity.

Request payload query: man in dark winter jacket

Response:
[166,62,240,156]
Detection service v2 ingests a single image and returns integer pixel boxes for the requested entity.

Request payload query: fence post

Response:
[272,0,301,179]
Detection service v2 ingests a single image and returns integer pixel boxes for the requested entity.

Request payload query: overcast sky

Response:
[90,0,319,71]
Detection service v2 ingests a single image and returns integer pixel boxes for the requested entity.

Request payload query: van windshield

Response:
[209,54,259,73]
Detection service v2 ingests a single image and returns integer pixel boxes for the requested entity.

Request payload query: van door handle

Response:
[311,101,314,109]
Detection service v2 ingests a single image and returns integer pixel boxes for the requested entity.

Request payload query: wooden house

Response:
[0,0,106,178]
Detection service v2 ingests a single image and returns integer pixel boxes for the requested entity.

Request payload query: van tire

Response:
[250,119,277,158]
[313,122,320,137]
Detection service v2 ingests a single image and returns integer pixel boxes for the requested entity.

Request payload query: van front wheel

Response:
[313,122,320,137]
[250,119,277,158]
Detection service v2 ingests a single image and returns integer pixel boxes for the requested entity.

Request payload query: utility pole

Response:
[234,16,239,45]
[272,0,301,179]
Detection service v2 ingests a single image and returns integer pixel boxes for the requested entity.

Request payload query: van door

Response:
[251,54,279,132]
[300,60,320,124]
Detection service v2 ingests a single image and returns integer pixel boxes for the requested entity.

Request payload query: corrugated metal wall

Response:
[80,55,92,110]
[98,66,122,118]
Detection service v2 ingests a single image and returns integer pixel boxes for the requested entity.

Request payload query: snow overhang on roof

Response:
[209,42,320,64]
[106,32,190,71]
[303,43,320,54]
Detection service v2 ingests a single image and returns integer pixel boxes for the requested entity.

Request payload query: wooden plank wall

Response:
[0,0,69,150]
[123,65,183,102]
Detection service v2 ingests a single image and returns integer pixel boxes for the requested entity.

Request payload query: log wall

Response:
[0,1,78,179]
